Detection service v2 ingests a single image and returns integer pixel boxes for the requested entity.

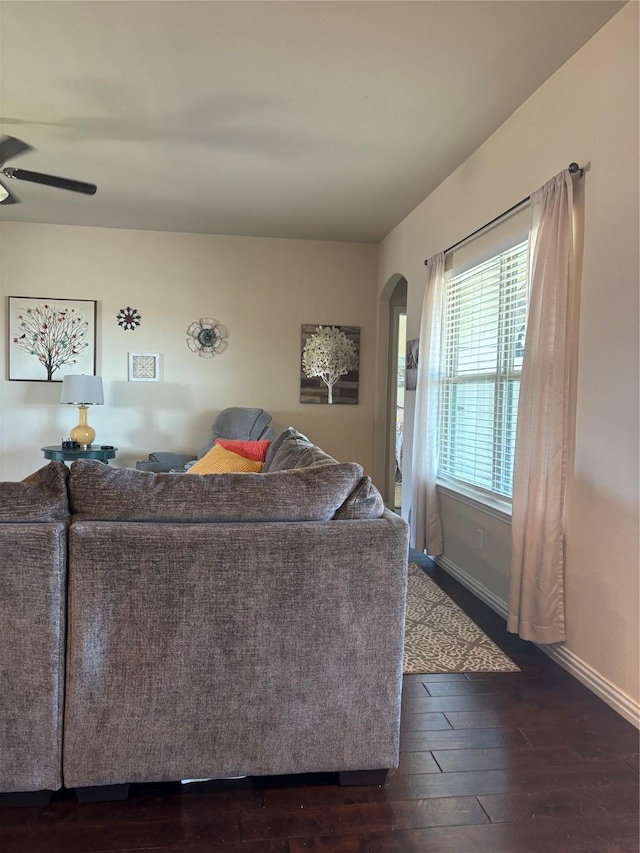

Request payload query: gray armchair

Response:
[136,407,275,473]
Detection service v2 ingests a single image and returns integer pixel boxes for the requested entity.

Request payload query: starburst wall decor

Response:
[117,307,141,331]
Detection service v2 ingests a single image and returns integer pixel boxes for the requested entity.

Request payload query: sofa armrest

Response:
[135,452,196,473]
[0,522,67,793]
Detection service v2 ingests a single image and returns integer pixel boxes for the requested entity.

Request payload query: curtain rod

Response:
[424,162,584,264]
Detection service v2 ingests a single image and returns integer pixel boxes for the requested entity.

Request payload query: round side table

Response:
[42,445,118,464]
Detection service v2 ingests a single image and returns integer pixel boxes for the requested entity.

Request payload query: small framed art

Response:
[128,352,160,382]
[405,338,419,391]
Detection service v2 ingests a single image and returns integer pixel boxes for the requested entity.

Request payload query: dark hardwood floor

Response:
[1,553,637,852]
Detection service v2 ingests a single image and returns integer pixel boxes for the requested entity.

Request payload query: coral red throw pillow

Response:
[215,439,271,462]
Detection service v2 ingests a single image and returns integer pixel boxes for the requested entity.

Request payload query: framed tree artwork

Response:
[405,338,419,391]
[7,296,97,381]
[301,324,360,404]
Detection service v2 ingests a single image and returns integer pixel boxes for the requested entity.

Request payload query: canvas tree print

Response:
[8,297,97,381]
[405,338,419,391]
[301,324,360,404]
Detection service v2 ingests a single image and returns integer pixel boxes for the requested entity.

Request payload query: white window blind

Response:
[439,239,529,498]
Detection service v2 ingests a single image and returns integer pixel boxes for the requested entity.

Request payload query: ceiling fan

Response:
[0,136,97,204]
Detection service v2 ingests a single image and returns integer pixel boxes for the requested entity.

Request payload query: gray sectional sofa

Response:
[1,428,409,803]
[0,463,68,802]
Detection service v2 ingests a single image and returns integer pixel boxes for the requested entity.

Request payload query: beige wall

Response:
[376,4,639,708]
[1,3,637,717]
[438,492,512,604]
[0,224,378,479]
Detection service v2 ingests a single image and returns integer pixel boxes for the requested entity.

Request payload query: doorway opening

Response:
[387,277,407,512]
[393,310,406,511]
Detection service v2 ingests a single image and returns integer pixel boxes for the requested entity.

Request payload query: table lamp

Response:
[60,375,104,448]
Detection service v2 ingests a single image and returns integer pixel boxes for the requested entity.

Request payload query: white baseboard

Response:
[543,644,640,728]
[435,556,509,620]
[434,556,640,729]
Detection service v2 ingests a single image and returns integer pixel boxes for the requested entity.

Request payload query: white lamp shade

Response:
[61,374,104,405]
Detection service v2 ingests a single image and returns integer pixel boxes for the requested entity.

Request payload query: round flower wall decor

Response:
[186,318,229,358]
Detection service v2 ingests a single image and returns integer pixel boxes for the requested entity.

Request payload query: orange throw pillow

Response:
[186,444,263,475]
[215,439,271,462]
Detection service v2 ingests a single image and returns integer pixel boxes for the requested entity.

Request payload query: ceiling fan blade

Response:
[3,167,97,195]
[0,136,33,166]
[0,178,20,204]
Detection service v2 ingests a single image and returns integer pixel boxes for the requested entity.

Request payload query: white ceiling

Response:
[0,1,625,243]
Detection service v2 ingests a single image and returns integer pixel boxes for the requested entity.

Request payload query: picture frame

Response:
[128,352,160,382]
[8,296,97,382]
[300,324,360,405]
[405,337,419,391]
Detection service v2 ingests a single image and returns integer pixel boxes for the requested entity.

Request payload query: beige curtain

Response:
[508,170,575,643]
[410,252,445,556]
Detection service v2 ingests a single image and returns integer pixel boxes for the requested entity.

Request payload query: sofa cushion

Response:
[68,459,364,522]
[334,476,385,520]
[0,462,69,522]
[215,439,271,462]
[186,444,264,475]
[263,428,337,472]
[262,427,298,471]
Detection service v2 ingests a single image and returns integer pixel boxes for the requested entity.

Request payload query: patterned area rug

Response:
[403,563,519,674]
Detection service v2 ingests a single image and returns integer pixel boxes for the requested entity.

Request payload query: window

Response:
[438,238,528,498]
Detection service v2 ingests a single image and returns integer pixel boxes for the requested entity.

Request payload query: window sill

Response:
[436,480,512,524]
